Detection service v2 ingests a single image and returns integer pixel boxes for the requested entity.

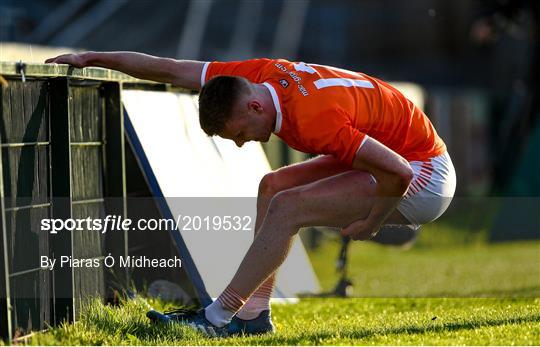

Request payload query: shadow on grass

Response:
[60,300,197,345]
[98,318,194,343]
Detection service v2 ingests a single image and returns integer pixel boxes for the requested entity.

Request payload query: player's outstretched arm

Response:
[342,137,413,240]
[45,51,205,90]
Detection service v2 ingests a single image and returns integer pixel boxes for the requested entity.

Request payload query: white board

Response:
[122,90,319,301]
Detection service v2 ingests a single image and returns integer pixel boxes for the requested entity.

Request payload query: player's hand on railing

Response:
[45,53,87,68]
[341,218,381,241]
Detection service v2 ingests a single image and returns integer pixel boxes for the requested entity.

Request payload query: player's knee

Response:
[258,172,280,199]
[267,189,303,231]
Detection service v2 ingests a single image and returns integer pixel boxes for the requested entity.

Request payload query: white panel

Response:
[123,90,319,299]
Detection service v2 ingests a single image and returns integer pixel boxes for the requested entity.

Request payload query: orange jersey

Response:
[202,58,446,166]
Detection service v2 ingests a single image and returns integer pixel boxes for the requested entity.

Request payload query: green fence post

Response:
[102,82,129,298]
[49,77,74,325]
[0,119,12,341]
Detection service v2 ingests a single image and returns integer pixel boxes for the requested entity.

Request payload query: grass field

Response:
[22,297,540,346]
[13,224,540,345]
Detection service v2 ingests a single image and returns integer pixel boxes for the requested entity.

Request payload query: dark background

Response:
[1,0,538,197]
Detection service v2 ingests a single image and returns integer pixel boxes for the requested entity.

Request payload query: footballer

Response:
[46,52,457,337]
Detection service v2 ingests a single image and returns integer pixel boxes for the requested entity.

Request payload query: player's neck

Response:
[255,83,277,132]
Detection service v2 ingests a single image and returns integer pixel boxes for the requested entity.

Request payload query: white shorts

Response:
[396,152,456,227]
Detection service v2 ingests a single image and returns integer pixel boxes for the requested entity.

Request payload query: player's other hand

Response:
[341,219,380,241]
[45,53,86,68]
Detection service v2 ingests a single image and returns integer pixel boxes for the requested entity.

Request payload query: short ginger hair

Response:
[198,75,252,136]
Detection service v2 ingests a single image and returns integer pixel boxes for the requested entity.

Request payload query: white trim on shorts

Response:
[396,152,456,227]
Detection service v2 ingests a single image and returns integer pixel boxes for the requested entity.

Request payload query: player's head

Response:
[199,76,273,147]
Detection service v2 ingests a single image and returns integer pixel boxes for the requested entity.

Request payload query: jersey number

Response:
[293,62,374,90]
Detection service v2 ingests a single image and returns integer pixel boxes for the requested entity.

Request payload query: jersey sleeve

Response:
[201,58,272,86]
[301,108,367,166]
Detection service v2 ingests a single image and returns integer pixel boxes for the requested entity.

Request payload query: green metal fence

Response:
[0,63,167,340]
[0,62,315,340]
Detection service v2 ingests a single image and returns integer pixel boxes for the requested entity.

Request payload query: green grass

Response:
[309,236,540,297]
[22,297,540,345]
[15,226,540,345]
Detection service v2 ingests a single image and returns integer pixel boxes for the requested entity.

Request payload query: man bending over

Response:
[46,52,457,337]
